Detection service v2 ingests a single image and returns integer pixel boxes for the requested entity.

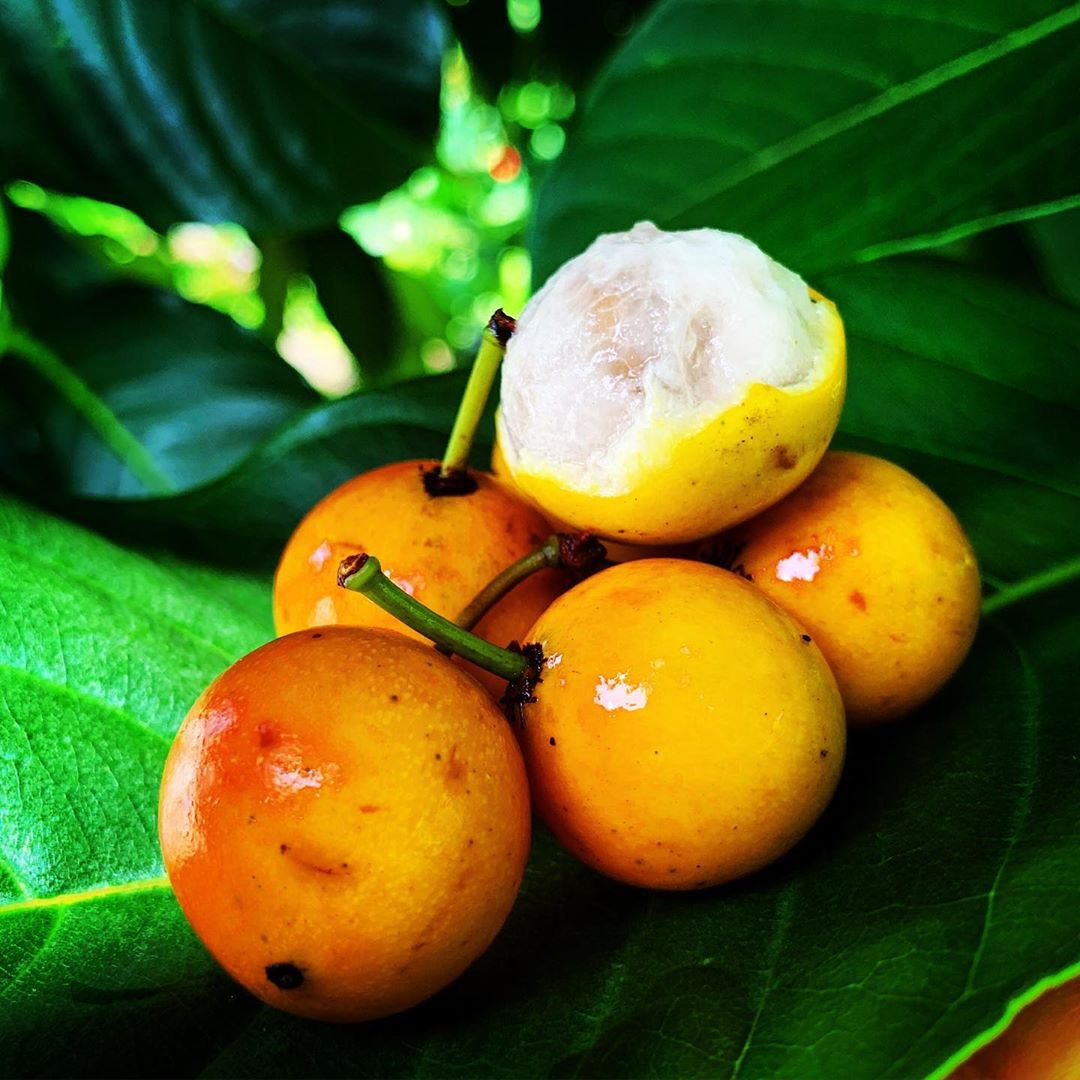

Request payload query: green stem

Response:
[2,329,174,495]
[456,535,562,630]
[338,553,528,682]
[439,309,515,478]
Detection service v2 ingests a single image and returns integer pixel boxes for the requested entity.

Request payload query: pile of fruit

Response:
[158,223,981,1023]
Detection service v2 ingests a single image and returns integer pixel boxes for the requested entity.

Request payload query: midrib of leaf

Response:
[982,556,1080,615]
[729,885,798,1079]
[648,2,1080,224]
[850,193,1080,265]
[0,875,171,917]
[1,329,173,495]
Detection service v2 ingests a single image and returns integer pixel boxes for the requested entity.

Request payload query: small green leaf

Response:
[0,0,448,234]
[532,0,1080,282]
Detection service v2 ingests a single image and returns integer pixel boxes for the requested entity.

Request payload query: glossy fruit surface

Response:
[272,459,565,694]
[496,223,846,544]
[518,558,845,889]
[720,451,981,725]
[159,627,531,1022]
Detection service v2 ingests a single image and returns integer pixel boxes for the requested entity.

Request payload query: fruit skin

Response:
[496,290,845,545]
[518,559,845,890]
[159,627,531,1023]
[272,459,565,695]
[718,451,981,726]
[951,977,1080,1079]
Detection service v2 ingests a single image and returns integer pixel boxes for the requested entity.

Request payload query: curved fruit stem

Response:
[424,309,516,496]
[455,532,608,631]
[338,553,529,683]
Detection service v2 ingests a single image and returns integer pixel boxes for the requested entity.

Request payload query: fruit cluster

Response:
[158,224,981,1023]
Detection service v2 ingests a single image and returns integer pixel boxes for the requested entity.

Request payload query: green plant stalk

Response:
[1,328,174,495]
[439,310,514,477]
[455,535,562,630]
[339,553,529,682]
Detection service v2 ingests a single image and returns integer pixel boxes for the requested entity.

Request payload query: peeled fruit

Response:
[518,558,845,889]
[497,221,845,544]
[273,460,566,694]
[718,452,981,725]
[159,627,531,1022]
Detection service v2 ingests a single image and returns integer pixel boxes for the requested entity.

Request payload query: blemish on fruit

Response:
[257,724,279,748]
[801,634,812,643]
[772,445,797,470]
[549,736,556,746]
[820,749,829,758]
[359,805,380,813]
[265,962,304,990]
[849,590,867,611]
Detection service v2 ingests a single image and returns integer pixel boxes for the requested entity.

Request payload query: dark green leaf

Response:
[299,229,402,385]
[0,0,448,234]
[70,370,480,566]
[531,0,1080,283]
[1028,207,1080,306]
[1,281,316,499]
[822,258,1080,588]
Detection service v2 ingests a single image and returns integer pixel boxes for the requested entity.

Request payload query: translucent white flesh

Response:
[500,221,832,493]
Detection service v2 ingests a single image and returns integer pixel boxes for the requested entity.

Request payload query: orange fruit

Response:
[159,627,531,1022]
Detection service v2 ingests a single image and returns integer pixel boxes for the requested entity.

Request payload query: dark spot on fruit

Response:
[311,632,323,639]
[257,724,278,748]
[635,858,645,865]
[773,445,797,470]
[360,805,380,813]
[801,634,812,643]
[389,694,399,702]
[668,867,678,874]
[247,815,255,825]
[279,843,289,854]
[265,962,304,990]
[435,753,442,760]
[820,750,829,758]
[549,737,556,746]
[446,744,466,782]
[412,940,429,952]
[849,590,867,611]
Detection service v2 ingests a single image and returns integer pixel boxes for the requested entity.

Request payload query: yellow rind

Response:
[497,291,846,545]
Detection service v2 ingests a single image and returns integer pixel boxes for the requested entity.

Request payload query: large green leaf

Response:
[531,0,1080,283]
[1,494,1078,1077]
[0,0,448,234]
[0,497,268,1074]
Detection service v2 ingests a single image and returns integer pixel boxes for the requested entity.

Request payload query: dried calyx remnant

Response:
[265,962,304,990]
[423,308,518,497]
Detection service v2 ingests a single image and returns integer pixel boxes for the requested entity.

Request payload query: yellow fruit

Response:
[159,627,531,1022]
[497,221,845,544]
[518,559,845,889]
[718,452,981,725]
